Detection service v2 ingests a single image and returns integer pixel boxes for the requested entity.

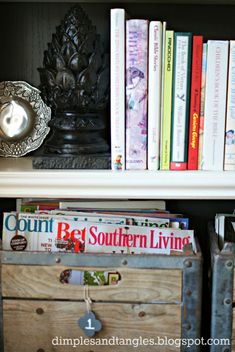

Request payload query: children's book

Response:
[202,40,229,170]
[160,30,174,170]
[188,36,203,170]
[126,19,148,169]
[170,32,192,170]
[148,21,163,170]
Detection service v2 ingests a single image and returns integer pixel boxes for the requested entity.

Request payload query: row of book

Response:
[1,198,195,255]
[111,8,235,171]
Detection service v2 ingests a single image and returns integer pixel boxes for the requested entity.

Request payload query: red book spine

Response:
[187,36,203,170]
[170,162,187,171]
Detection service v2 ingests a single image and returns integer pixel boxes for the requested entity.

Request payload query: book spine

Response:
[126,19,148,170]
[148,21,162,170]
[170,32,192,171]
[198,43,208,170]
[159,21,167,168]
[187,36,203,170]
[224,41,235,170]
[202,40,229,170]
[111,9,125,171]
[160,30,174,170]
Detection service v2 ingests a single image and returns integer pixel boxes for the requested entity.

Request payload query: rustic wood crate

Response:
[210,223,235,352]
[1,249,202,352]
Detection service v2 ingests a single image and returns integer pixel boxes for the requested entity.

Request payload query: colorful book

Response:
[160,30,174,170]
[148,21,163,170]
[202,40,229,171]
[110,8,126,170]
[170,32,192,171]
[126,19,148,170]
[224,41,235,170]
[198,43,207,170]
[187,36,203,170]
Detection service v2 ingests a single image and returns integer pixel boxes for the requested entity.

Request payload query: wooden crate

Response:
[1,249,202,352]
[210,223,235,352]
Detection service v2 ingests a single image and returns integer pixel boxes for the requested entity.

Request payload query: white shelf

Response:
[0,157,233,199]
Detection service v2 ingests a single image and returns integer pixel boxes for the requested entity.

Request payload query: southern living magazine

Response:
[2,213,195,255]
[84,222,194,254]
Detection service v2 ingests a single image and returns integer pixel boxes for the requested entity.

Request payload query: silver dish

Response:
[0,81,51,157]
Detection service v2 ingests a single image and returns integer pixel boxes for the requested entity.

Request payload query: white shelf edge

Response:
[0,168,234,199]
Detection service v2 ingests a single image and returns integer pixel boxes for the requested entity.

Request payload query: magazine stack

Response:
[2,198,196,256]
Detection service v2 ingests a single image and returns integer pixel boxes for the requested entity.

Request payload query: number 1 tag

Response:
[78,311,102,337]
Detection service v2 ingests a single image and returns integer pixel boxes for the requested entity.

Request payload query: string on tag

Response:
[79,285,102,336]
[84,285,92,313]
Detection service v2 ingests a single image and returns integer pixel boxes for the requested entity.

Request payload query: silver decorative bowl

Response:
[0,81,51,157]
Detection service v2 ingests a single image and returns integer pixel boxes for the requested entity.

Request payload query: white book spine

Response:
[171,34,191,166]
[148,21,162,170]
[126,19,148,170]
[202,40,229,170]
[111,9,125,171]
[224,41,235,170]
[198,43,208,170]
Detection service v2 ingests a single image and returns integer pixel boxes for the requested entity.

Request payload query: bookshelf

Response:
[0,0,234,200]
[1,2,235,350]
[0,4,233,201]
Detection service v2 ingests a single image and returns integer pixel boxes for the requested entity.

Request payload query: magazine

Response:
[2,213,195,255]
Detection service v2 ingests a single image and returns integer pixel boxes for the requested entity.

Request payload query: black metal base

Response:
[32,153,111,169]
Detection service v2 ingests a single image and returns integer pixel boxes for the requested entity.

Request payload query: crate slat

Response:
[2,265,182,303]
[3,299,181,352]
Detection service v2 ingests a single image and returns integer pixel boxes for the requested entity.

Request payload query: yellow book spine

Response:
[160,30,174,170]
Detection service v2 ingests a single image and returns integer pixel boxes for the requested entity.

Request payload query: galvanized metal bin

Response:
[0,248,3,352]
[210,223,235,352]
[1,247,202,352]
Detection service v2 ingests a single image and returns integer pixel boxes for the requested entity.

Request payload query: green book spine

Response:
[160,30,174,170]
[170,32,192,170]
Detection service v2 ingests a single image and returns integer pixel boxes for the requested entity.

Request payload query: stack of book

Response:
[2,198,195,256]
[111,8,235,171]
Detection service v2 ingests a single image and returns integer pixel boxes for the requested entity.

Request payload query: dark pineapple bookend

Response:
[33,4,111,169]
